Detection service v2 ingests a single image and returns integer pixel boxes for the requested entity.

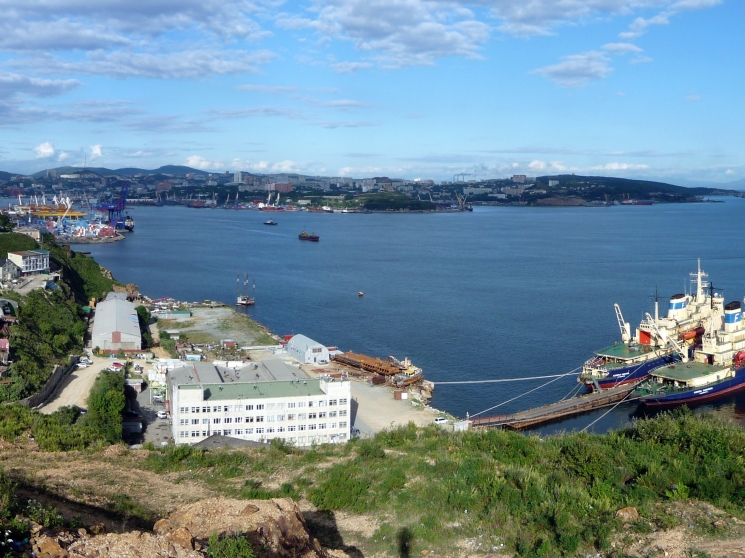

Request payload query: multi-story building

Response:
[7,249,50,275]
[168,360,351,447]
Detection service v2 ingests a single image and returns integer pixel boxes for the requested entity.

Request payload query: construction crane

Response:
[614,303,632,344]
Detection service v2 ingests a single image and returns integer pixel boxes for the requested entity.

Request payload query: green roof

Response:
[653,362,729,381]
[189,379,325,401]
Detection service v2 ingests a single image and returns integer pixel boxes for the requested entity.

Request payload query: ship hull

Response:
[587,353,680,390]
[640,368,745,407]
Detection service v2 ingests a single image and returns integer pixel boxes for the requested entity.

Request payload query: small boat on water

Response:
[124,215,135,232]
[235,273,255,306]
[264,219,278,226]
[358,292,364,297]
[299,231,319,241]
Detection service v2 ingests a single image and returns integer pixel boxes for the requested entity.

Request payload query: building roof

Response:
[193,434,266,449]
[91,296,140,340]
[201,379,324,401]
[287,334,325,353]
[9,249,49,257]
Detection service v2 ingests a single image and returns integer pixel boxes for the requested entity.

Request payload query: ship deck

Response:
[651,362,728,381]
[595,343,660,360]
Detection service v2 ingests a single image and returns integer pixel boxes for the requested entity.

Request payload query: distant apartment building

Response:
[502,186,526,196]
[548,180,560,187]
[511,175,527,184]
[266,182,293,193]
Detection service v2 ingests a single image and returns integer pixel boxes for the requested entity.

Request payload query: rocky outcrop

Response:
[27,498,331,558]
[153,497,329,558]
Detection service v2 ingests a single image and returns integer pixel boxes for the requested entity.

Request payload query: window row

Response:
[178,398,348,414]
[178,422,348,438]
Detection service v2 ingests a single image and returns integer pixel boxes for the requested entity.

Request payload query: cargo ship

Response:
[579,262,713,390]
[299,231,319,241]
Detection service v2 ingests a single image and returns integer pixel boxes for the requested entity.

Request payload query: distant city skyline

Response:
[0,0,741,184]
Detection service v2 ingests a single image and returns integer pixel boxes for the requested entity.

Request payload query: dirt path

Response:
[39,356,112,413]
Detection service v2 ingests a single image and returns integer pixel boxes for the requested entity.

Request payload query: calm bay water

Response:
[75,198,745,434]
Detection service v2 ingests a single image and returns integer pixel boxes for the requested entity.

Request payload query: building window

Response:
[308,424,317,431]
[319,412,326,419]
[256,404,264,410]
[202,406,209,413]
[278,426,285,432]
[298,413,307,420]
[225,405,233,412]
[288,426,296,432]
[267,403,276,410]
[245,416,254,423]
[180,407,189,413]
[331,422,337,429]
[309,412,317,419]
[246,428,254,434]
[287,414,295,421]
[318,423,326,430]
[235,417,243,423]
[339,398,348,405]
[180,431,188,438]
[191,407,200,413]
[202,430,208,437]
[267,427,275,433]
[298,436,306,444]
[298,402,306,408]
[256,428,264,434]
[308,401,314,407]
[191,419,199,425]
[299,425,306,431]
[340,421,347,428]
[288,402,296,409]
[278,402,286,410]
[312,347,322,353]
[329,411,337,418]
[213,418,221,424]
[256,416,264,422]
[235,429,243,435]
[245,404,254,411]
[339,410,348,417]
[191,431,199,437]
[339,434,347,439]
[224,417,232,424]
[318,400,326,407]
[180,419,188,426]
[277,414,285,422]
[329,399,337,406]
[214,430,222,436]
[202,418,210,424]
[213,406,222,412]
[267,415,275,422]
[224,429,232,435]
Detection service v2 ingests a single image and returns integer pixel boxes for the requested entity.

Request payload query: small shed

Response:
[287,334,329,365]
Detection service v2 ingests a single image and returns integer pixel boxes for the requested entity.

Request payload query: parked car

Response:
[157,411,168,419]
[434,417,448,425]
[76,363,89,369]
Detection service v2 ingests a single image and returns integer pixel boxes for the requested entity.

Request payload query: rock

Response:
[66,532,203,558]
[166,527,194,550]
[616,507,640,522]
[88,524,106,536]
[35,535,69,558]
[161,497,329,558]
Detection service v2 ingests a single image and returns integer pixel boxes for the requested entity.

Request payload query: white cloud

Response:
[330,61,373,73]
[236,84,299,94]
[590,162,650,170]
[57,151,69,162]
[629,55,653,64]
[532,51,613,87]
[602,42,643,54]
[90,144,103,159]
[13,49,276,79]
[725,169,735,175]
[185,155,224,170]
[0,71,80,100]
[34,142,55,158]
[321,99,374,108]
[528,160,547,171]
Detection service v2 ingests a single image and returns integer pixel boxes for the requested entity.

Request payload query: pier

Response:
[470,382,638,430]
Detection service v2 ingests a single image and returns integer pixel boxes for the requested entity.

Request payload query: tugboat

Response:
[264,219,278,226]
[124,215,135,232]
[299,231,319,242]
[579,262,713,390]
[634,297,745,406]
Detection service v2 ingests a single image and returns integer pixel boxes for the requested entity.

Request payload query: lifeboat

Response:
[680,327,705,341]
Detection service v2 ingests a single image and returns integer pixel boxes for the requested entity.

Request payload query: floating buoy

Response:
[358,292,364,297]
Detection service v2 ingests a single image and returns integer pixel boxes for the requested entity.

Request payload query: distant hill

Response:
[538,174,733,196]
[0,171,13,181]
[25,165,211,179]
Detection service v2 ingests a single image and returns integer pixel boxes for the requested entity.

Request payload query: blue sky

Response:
[0,0,742,184]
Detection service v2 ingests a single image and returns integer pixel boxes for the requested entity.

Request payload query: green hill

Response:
[539,174,730,197]
[0,232,38,258]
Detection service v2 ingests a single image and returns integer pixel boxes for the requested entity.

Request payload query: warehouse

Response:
[168,360,351,447]
[90,292,142,352]
[286,334,329,365]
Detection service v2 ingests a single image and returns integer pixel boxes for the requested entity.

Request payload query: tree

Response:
[0,215,15,232]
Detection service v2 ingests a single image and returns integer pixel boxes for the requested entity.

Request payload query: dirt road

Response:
[39,357,110,413]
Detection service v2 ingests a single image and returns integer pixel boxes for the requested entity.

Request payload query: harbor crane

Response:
[614,303,632,343]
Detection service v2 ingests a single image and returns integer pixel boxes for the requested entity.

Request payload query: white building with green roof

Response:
[168,360,351,447]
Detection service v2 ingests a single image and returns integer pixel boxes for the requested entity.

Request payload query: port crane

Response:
[97,183,129,226]
[614,303,632,343]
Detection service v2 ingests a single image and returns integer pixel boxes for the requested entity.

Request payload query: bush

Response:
[206,532,254,558]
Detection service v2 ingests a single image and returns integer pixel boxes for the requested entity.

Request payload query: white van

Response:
[434,417,448,425]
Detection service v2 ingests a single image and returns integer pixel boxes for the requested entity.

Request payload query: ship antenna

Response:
[654,284,659,324]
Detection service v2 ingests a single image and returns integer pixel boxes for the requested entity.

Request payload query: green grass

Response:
[129,409,745,557]
[0,232,38,258]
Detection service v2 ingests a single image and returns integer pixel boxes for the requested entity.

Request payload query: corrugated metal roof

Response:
[287,334,323,353]
[91,297,140,340]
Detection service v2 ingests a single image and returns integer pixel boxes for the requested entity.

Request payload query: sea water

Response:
[73,197,745,434]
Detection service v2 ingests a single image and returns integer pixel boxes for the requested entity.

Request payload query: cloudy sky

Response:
[0,0,741,183]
